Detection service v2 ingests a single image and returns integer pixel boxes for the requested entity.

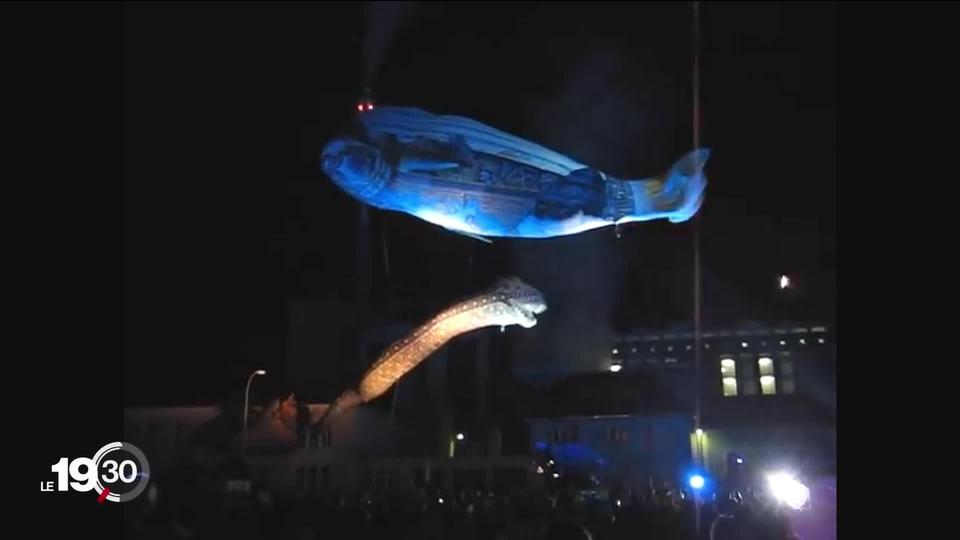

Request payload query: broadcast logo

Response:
[41,442,150,503]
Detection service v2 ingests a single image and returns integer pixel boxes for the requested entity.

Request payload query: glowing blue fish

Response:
[322,106,709,240]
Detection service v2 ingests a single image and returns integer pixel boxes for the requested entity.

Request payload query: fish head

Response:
[321,136,388,201]
[493,277,547,328]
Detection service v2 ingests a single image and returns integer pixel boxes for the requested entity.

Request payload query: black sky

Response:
[123,2,835,405]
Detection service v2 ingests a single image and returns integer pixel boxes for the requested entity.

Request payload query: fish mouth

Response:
[514,302,546,328]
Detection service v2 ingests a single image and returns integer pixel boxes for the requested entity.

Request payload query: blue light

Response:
[689,474,705,490]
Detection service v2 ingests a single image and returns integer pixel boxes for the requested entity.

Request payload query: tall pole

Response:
[242,369,267,456]
[692,2,703,538]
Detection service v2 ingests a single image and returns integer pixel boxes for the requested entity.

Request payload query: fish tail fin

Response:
[662,148,709,222]
[312,389,364,429]
[622,149,710,223]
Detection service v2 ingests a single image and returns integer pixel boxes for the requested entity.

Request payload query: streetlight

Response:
[242,369,267,455]
[779,275,791,290]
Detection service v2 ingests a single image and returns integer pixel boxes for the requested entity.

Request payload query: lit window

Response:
[650,346,656,352]
[721,358,737,397]
[667,345,674,352]
[632,348,637,353]
[817,338,825,344]
[799,338,806,345]
[741,342,748,348]
[612,348,619,355]
[779,340,787,346]
[758,357,776,395]
[705,343,711,349]
[686,345,692,350]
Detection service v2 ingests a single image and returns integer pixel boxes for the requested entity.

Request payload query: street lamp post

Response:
[242,369,267,456]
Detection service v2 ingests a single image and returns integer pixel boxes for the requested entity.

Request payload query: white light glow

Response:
[767,472,810,510]
[609,364,622,373]
[456,433,464,441]
[779,275,790,289]
[552,472,560,479]
[689,475,705,489]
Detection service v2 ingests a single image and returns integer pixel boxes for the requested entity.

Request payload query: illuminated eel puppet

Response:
[321,106,710,241]
[314,277,546,427]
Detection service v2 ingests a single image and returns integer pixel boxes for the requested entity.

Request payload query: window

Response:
[609,428,629,443]
[295,467,305,492]
[759,357,777,395]
[322,427,333,448]
[780,359,796,394]
[321,466,331,489]
[308,467,318,492]
[721,358,738,397]
[740,359,758,395]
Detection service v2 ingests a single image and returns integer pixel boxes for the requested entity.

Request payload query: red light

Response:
[357,104,363,112]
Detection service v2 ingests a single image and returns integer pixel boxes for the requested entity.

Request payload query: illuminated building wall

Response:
[527,413,694,489]
[610,323,836,477]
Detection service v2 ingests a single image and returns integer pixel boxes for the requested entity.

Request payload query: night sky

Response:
[123,2,835,405]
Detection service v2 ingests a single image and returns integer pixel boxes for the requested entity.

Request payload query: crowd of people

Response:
[125,480,810,540]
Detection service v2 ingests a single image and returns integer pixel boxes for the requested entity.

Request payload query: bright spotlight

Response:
[456,433,464,441]
[689,474,705,490]
[767,472,810,510]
